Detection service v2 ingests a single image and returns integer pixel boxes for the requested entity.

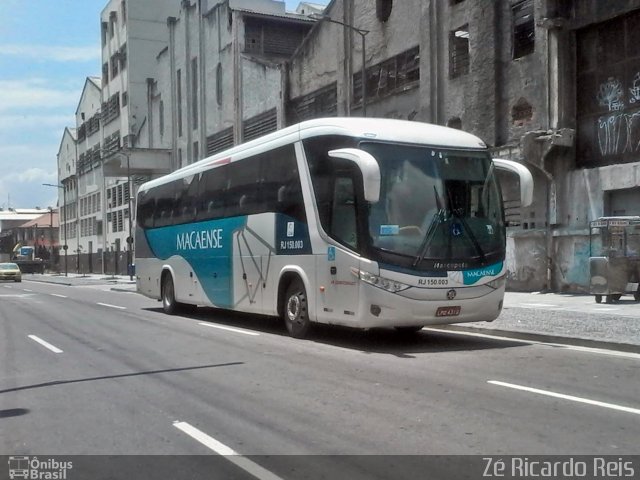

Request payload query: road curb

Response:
[440,324,640,353]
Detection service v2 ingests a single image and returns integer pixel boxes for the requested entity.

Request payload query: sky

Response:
[0,0,328,211]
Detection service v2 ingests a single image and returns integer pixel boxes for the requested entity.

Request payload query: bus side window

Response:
[226,157,260,217]
[260,145,305,222]
[153,182,176,227]
[137,191,155,229]
[197,165,227,221]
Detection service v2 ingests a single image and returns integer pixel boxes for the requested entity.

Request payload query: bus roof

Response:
[140,117,488,192]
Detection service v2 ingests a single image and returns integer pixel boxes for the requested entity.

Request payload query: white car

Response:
[0,262,22,282]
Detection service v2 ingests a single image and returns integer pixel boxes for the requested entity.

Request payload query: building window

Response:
[513,0,534,59]
[376,0,392,22]
[102,63,109,84]
[206,127,234,156]
[352,47,420,106]
[121,0,126,24]
[288,83,338,124]
[243,19,307,57]
[216,63,222,106]
[159,100,164,137]
[109,12,117,38]
[193,141,199,162]
[111,54,119,78]
[101,22,108,46]
[243,108,278,141]
[449,25,469,78]
[122,91,128,107]
[119,43,127,70]
[177,69,183,137]
[191,57,198,130]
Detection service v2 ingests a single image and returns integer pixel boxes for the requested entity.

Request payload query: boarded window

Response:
[243,108,278,142]
[206,127,234,156]
[353,47,420,106]
[449,25,469,78]
[513,0,535,59]
[244,18,310,57]
[287,83,338,124]
[576,10,640,168]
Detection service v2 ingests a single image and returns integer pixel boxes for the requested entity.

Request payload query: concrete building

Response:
[53,0,640,291]
[147,0,314,168]
[99,0,178,274]
[54,0,180,274]
[56,126,78,261]
[0,208,57,263]
[285,0,640,293]
[74,76,103,271]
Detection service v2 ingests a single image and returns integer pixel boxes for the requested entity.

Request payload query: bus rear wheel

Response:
[283,278,310,339]
[162,274,178,315]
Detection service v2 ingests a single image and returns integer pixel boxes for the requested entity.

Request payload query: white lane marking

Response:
[97,302,126,310]
[489,380,640,416]
[28,335,63,354]
[199,322,259,336]
[173,421,283,480]
[423,327,640,360]
[23,289,33,292]
[50,293,67,298]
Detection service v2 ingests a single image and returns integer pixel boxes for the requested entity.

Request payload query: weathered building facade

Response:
[55,0,640,289]
[286,0,640,292]
[147,0,314,168]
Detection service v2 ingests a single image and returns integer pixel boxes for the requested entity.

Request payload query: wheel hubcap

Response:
[287,295,301,323]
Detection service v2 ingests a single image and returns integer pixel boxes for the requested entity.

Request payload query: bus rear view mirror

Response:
[328,148,381,203]
[492,158,534,208]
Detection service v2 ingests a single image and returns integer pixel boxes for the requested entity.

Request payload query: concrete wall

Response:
[241,59,282,122]
[203,3,236,144]
[506,231,547,291]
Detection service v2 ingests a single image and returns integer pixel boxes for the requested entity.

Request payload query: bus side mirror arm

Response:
[492,158,534,208]
[328,148,381,203]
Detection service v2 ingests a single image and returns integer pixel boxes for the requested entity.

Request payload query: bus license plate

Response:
[435,306,461,317]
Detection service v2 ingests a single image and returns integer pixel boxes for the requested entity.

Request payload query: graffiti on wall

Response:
[596,74,640,156]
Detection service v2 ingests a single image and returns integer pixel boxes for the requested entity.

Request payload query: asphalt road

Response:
[1,280,639,479]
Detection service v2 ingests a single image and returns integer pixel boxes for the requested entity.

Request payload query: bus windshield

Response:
[360,142,505,269]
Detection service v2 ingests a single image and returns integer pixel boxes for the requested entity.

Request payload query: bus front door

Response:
[316,246,361,325]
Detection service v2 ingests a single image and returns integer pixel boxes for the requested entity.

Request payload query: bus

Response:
[135,118,533,338]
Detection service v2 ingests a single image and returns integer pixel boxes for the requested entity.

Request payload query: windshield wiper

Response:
[413,186,445,267]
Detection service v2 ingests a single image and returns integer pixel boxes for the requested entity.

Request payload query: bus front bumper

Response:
[352,283,505,329]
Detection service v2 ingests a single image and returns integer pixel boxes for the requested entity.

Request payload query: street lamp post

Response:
[126,152,134,281]
[43,183,68,276]
[311,14,369,116]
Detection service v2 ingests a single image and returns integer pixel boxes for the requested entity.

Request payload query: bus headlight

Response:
[351,268,410,293]
[486,275,506,290]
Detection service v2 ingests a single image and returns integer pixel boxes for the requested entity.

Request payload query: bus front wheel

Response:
[283,278,310,339]
[162,274,178,315]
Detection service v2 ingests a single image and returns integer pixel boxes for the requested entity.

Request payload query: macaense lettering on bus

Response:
[176,229,223,251]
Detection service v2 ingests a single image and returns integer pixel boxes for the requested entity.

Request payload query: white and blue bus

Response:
[135,118,533,338]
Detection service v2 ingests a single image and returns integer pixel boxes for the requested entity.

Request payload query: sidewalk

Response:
[20,274,640,348]
[23,272,136,288]
[456,291,640,350]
